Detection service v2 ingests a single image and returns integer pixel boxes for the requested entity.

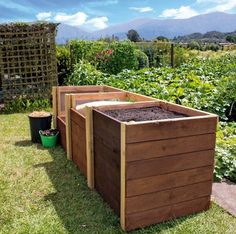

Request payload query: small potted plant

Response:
[39,129,59,148]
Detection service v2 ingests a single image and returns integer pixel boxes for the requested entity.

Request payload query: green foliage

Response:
[226,35,236,43]
[3,98,51,113]
[215,122,236,182]
[69,40,138,74]
[134,49,149,69]
[127,29,142,42]
[56,45,71,85]
[66,60,102,86]
[66,54,236,182]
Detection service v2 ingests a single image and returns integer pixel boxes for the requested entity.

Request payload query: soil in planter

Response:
[104,106,188,122]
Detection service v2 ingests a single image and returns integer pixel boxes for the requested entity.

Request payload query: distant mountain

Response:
[56,12,236,43]
[56,24,91,44]
[174,30,236,43]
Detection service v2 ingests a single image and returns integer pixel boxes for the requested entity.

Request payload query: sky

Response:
[0,0,236,31]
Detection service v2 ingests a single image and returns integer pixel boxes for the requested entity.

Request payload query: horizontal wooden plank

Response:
[126,181,212,214]
[71,91,126,102]
[127,166,213,197]
[94,144,120,186]
[93,110,121,141]
[126,116,217,143]
[70,109,85,129]
[127,150,214,180]
[94,135,120,168]
[126,133,216,162]
[126,92,156,102]
[125,196,210,231]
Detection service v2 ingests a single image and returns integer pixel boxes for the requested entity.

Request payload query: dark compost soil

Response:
[104,106,188,122]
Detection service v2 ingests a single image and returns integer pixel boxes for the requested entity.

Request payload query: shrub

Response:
[134,49,149,69]
[66,60,103,86]
[57,45,71,85]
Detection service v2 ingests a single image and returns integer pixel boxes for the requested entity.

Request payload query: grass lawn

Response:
[0,113,236,234]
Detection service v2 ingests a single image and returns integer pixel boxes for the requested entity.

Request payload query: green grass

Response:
[0,113,236,234]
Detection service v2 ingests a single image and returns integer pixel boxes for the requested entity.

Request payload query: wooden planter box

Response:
[67,91,156,177]
[52,85,122,151]
[88,101,218,231]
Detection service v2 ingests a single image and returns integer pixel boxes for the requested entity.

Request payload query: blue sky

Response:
[1,0,236,31]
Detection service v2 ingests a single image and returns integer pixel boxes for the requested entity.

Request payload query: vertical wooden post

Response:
[120,123,126,231]
[86,106,95,189]
[65,94,72,160]
[171,43,174,68]
[52,86,57,128]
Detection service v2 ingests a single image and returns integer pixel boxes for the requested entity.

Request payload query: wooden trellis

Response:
[0,23,58,103]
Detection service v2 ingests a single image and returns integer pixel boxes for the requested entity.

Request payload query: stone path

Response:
[212,180,236,216]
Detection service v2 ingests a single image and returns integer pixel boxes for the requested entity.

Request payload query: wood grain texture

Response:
[125,197,210,231]
[71,119,87,177]
[126,133,216,162]
[126,150,215,180]
[57,116,66,151]
[86,107,94,189]
[65,94,72,160]
[126,116,217,143]
[93,111,121,216]
[120,123,126,230]
[126,181,212,214]
[127,166,214,197]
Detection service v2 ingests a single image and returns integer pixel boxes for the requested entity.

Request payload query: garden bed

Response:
[91,101,218,231]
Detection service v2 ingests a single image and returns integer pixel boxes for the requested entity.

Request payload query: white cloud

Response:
[204,0,236,12]
[160,6,198,19]
[35,11,109,30]
[130,7,153,13]
[36,12,52,21]
[54,12,88,27]
[84,16,108,30]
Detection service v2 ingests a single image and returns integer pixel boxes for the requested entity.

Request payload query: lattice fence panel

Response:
[0,23,58,103]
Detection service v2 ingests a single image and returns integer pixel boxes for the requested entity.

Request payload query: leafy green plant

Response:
[56,45,71,85]
[215,122,236,182]
[3,98,51,113]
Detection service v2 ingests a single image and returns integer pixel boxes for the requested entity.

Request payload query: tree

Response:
[127,29,142,42]
[226,35,236,43]
[155,36,169,42]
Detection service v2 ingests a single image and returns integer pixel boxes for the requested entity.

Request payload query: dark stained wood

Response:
[126,133,216,162]
[57,116,66,151]
[127,166,213,197]
[93,111,121,216]
[126,181,212,214]
[125,197,210,231]
[71,119,87,177]
[126,116,218,143]
[71,109,85,128]
[127,150,215,180]
[93,110,121,141]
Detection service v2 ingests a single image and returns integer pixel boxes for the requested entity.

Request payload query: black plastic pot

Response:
[29,114,52,143]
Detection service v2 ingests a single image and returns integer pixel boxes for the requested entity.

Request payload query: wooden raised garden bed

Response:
[88,101,218,231]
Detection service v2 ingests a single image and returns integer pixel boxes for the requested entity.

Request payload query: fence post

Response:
[171,43,174,68]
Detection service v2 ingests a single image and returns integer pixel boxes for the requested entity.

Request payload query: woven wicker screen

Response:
[0,23,58,103]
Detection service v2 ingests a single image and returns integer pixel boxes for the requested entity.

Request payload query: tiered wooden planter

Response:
[52,85,123,151]
[53,86,218,231]
[89,101,217,231]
